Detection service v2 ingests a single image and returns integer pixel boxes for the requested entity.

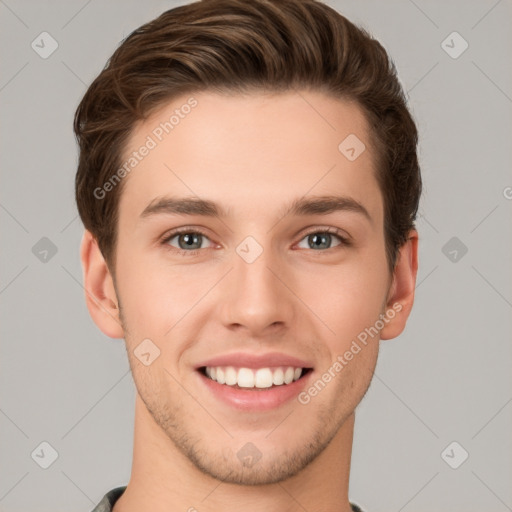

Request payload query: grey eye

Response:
[297,232,343,250]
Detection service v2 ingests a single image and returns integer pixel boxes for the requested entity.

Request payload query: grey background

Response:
[0,1,511,511]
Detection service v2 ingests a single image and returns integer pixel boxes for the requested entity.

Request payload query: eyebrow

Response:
[139,194,372,223]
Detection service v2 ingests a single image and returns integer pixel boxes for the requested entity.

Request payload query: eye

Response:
[161,228,214,256]
[160,226,350,257]
[296,228,350,251]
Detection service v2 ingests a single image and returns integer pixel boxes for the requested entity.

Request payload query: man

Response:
[75,0,420,510]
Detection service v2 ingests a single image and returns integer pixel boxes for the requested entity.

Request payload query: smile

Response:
[197,365,314,411]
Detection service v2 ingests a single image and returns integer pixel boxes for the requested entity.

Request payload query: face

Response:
[86,90,415,485]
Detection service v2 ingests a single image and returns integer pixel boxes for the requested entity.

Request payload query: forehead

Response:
[117,89,382,225]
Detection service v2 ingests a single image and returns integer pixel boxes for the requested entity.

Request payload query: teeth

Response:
[238,368,255,388]
[255,368,273,388]
[216,367,225,384]
[284,367,295,384]
[225,366,237,386]
[204,366,305,389]
[272,368,284,385]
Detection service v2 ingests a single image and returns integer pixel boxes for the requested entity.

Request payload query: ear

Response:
[80,230,124,339]
[380,229,419,340]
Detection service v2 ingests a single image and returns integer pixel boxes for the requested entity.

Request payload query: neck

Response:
[114,393,355,512]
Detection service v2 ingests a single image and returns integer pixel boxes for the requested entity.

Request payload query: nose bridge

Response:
[221,235,294,332]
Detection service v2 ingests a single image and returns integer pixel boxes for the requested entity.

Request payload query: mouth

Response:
[196,365,314,410]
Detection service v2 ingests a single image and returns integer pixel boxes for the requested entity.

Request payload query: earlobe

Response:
[380,230,419,340]
[80,230,124,339]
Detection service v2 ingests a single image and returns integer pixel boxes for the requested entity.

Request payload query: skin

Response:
[81,90,418,512]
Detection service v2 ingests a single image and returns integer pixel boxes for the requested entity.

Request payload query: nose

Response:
[218,241,295,336]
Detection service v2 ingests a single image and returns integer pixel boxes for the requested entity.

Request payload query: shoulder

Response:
[90,486,127,512]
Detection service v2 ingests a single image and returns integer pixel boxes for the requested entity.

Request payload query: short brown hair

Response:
[74,0,421,274]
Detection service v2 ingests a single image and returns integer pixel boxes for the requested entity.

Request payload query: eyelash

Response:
[160,226,351,258]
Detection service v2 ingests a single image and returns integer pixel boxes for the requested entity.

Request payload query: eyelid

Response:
[297,225,351,242]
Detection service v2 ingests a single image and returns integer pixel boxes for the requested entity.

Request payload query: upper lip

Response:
[195,352,314,370]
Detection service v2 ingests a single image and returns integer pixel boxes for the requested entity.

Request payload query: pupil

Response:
[310,233,330,249]
[181,233,200,249]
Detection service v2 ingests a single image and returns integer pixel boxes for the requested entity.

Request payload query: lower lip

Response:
[197,370,313,411]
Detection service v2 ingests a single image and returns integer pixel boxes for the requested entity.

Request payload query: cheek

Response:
[117,253,216,338]
[298,257,389,341]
